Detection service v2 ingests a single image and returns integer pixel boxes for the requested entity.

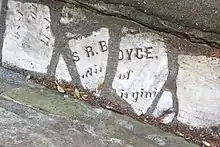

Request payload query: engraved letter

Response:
[99,41,108,52]
[72,51,80,61]
[145,92,152,98]
[118,50,124,61]
[140,88,144,97]
[135,92,139,102]
[85,46,95,58]
[85,68,93,77]
[126,70,132,80]
[145,47,153,59]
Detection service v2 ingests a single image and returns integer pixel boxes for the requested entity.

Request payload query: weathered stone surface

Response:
[0,66,200,146]
[2,0,54,73]
[0,66,39,93]
[112,32,168,115]
[1,0,220,135]
[177,55,220,127]
[68,28,109,93]
[67,0,220,32]
[0,67,199,146]
[0,86,197,146]
[64,0,220,47]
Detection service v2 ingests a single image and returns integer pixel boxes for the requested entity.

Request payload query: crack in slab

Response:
[100,0,220,35]
[60,0,220,48]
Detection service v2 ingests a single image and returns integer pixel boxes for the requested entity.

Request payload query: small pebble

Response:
[189,126,194,131]
[176,131,184,137]
[202,141,211,147]
[64,95,69,99]
[26,74,31,80]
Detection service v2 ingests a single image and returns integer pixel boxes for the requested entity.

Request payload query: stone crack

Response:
[60,0,220,48]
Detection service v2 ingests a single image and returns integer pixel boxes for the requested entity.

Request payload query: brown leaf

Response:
[81,94,88,101]
[74,88,81,98]
[55,81,65,93]
[57,85,65,93]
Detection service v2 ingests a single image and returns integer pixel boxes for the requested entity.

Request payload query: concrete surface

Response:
[0,67,197,147]
[0,0,220,136]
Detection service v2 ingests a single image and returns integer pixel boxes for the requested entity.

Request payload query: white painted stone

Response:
[2,1,54,73]
[112,32,169,115]
[68,28,109,94]
[162,113,175,124]
[177,55,220,127]
[56,55,72,82]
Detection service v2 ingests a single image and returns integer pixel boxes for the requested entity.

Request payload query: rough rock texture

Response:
[63,0,220,48]
[0,0,220,141]
[0,67,197,147]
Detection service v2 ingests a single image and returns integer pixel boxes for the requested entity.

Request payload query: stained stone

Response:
[2,0,54,73]
[177,55,220,127]
[0,77,197,147]
[1,0,220,135]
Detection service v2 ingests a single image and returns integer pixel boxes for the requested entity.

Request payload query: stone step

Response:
[0,67,197,147]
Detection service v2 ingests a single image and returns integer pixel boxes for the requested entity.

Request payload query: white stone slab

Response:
[112,32,169,115]
[56,55,72,82]
[177,55,220,127]
[2,1,54,73]
[68,28,109,94]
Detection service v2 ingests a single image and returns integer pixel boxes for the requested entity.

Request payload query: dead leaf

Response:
[74,88,81,98]
[55,81,65,93]
[57,85,65,93]
[202,141,211,147]
[81,94,88,101]
[97,82,104,91]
